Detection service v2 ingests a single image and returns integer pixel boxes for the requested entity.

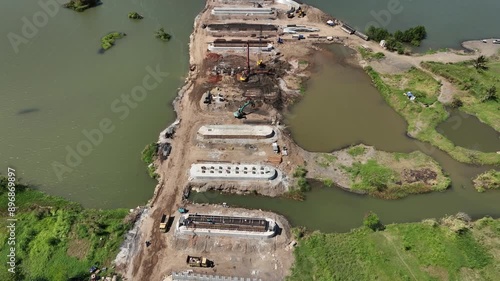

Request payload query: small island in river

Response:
[64,0,101,12]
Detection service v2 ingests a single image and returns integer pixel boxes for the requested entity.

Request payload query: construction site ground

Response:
[115,1,500,280]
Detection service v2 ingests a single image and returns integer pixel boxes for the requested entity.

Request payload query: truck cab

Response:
[186,256,214,267]
[272,142,280,153]
[159,214,169,232]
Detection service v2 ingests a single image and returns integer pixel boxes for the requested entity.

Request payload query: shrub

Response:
[291,226,307,240]
[293,166,308,178]
[451,98,463,108]
[141,143,158,165]
[322,178,334,187]
[363,212,384,231]
[297,177,310,192]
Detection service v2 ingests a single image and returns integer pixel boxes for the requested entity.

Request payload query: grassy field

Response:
[0,177,131,281]
[345,147,450,199]
[473,169,500,192]
[421,58,500,132]
[365,66,500,165]
[287,215,500,281]
[309,145,451,199]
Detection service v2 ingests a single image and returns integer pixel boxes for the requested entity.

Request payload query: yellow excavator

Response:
[257,59,265,68]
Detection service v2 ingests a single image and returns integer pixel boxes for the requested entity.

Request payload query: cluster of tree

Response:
[64,0,100,12]
[366,25,427,54]
[155,28,172,41]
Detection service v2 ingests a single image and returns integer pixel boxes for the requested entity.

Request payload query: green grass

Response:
[473,169,500,192]
[0,177,130,281]
[421,59,500,131]
[315,154,337,168]
[293,166,310,192]
[365,66,500,165]
[287,216,500,281]
[299,83,307,95]
[358,47,385,61]
[341,151,450,199]
[142,142,158,178]
[347,160,394,192]
[321,178,334,187]
[348,146,366,157]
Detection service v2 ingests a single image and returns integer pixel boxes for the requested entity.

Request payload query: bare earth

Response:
[114,1,500,280]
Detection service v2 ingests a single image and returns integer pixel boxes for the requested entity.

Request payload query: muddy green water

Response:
[0,0,205,208]
[192,45,500,232]
[437,110,500,153]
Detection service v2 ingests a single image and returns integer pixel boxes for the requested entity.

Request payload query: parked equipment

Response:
[272,142,279,153]
[186,256,213,268]
[159,214,170,232]
[178,207,187,214]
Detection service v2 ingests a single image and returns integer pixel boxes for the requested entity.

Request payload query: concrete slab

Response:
[211,7,275,16]
[176,214,277,238]
[198,125,274,139]
[190,163,277,181]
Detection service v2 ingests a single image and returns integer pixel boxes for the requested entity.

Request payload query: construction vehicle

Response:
[186,256,213,268]
[233,100,255,118]
[295,7,306,18]
[178,207,187,214]
[159,214,169,232]
[272,142,279,153]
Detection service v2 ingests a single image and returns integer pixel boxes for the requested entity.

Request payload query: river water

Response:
[1,1,499,226]
[1,0,205,208]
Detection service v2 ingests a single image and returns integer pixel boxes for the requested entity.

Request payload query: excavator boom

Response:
[233,100,255,118]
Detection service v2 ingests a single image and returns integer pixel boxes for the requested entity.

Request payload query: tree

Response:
[473,55,488,71]
[410,25,427,41]
[481,86,498,102]
[394,30,404,42]
[366,26,390,42]
[363,212,384,231]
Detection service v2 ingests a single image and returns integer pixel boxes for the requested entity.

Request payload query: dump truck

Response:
[186,256,213,267]
[159,214,169,232]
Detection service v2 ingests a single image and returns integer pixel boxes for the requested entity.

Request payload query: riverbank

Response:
[303,144,451,199]
[117,1,500,280]
[0,177,131,281]
[473,170,500,192]
[288,214,500,280]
